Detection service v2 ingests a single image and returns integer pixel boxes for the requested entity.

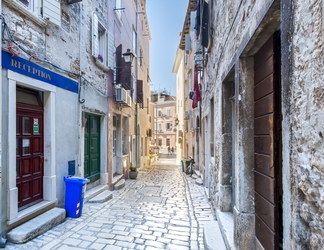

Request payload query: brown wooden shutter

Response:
[136,80,143,105]
[116,44,132,90]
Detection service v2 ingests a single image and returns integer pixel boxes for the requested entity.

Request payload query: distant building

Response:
[151,91,177,152]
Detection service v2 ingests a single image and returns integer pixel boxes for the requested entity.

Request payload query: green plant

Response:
[129,166,137,171]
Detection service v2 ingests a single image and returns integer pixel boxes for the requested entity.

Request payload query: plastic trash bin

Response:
[64,176,90,218]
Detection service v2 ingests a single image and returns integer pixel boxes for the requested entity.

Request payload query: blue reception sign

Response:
[2,50,78,93]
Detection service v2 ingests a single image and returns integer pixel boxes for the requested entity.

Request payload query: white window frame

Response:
[7,0,61,27]
[157,122,162,131]
[166,108,171,117]
[115,0,122,23]
[92,13,114,71]
[132,29,137,56]
[166,121,172,131]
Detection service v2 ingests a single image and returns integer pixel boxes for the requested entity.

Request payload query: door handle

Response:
[39,154,44,162]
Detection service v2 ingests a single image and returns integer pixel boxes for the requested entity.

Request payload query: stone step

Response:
[88,190,113,203]
[7,208,66,244]
[203,221,227,250]
[84,184,108,203]
[114,178,125,190]
[195,178,203,185]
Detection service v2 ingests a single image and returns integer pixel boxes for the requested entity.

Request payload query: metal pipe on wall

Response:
[0,1,7,246]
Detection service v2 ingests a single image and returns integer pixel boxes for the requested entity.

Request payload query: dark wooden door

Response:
[254,32,282,249]
[84,114,100,182]
[16,91,44,210]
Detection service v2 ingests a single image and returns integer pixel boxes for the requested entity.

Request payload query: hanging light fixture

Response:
[122,49,136,64]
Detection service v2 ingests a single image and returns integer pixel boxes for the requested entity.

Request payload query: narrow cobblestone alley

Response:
[4,159,216,250]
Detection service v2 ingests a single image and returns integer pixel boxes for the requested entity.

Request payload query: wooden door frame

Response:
[16,91,44,210]
[84,113,101,183]
[254,32,282,249]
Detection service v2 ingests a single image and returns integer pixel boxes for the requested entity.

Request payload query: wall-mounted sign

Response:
[2,50,78,93]
[68,160,76,176]
[33,124,39,134]
[33,118,39,134]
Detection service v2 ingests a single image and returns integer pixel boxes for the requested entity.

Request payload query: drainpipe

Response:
[0,1,8,247]
[135,0,139,168]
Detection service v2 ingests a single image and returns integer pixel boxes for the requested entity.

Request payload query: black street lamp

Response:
[122,49,135,65]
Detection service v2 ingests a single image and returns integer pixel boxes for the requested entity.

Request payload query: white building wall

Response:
[1,0,110,234]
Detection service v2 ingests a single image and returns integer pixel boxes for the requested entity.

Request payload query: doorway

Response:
[16,88,44,210]
[254,32,283,249]
[84,113,101,182]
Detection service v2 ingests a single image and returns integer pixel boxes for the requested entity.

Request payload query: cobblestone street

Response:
[5,158,215,250]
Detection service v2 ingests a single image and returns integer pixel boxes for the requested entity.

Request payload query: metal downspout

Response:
[0,0,8,247]
[135,0,139,168]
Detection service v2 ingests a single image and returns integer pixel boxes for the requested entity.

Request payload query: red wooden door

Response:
[254,32,282,249]
[16,89,44,210]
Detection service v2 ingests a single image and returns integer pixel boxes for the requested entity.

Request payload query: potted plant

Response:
[97,53,103,62]
[129,166,138,179]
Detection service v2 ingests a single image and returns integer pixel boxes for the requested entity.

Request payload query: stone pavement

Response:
[5,158,219,250]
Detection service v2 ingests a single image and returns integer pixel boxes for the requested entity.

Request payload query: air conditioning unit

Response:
[116,88,127,102]
[125,95,131,107]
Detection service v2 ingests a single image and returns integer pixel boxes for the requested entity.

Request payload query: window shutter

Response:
[107,31,115,69]
[92,13,99,58]
[43,0,61,26]
[185,34,191,52]
[190,11,196,31]
[200,1,209,48]
[136,80,143,104]
[104,32,109,68]
[115,44,122,84]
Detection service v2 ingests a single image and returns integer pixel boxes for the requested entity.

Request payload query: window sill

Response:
[4,0,47,27]
[94,57,110,72]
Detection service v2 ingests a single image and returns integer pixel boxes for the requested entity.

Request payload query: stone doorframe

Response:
[5,70,57,225]
[216,2,283,249]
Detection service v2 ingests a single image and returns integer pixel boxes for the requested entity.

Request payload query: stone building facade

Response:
[0,0,150,240]
[176,0,324,249]
[151,91,177,152]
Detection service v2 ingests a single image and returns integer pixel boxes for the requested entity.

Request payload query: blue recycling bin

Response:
[64,176,89,218]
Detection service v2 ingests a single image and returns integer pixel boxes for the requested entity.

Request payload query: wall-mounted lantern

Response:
[122,49,135,65]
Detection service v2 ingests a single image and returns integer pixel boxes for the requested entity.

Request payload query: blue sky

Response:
[146,0,188,96]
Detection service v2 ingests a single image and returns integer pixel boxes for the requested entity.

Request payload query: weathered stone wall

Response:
[288,0,324,248]
[204,0,324,248]
[207,0,276,214]
[2,1,109,95]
